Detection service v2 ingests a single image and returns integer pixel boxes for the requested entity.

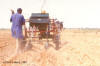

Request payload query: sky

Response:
[0,0,100,28]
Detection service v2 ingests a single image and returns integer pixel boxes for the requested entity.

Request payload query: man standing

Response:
[10,8,26,54]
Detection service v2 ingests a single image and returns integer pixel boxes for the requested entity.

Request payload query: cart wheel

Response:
[53,34,60,50]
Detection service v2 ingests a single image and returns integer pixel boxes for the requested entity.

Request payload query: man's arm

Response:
[10,9,14,22]
[11,9,14,14]
[21,16,27,38]
[10,17,12,22]
[23,22,28,39]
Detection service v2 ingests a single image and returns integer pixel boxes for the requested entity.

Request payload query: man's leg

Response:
[16,38,20,54]
[16,38,25,54]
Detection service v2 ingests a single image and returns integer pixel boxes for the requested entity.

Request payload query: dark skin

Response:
[11,9,14,14]
[17,10,22,14]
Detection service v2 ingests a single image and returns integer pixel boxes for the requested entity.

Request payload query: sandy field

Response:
[0,29,100,66]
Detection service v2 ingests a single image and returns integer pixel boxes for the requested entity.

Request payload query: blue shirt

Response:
[10,13,25,39]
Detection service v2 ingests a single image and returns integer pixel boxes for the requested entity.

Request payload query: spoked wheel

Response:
[53,34,61,50]
[44,25,50,49]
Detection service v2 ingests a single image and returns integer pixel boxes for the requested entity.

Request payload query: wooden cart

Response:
[25,13,61,50]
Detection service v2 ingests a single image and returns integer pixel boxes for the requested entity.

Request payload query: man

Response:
[10,8,26,54]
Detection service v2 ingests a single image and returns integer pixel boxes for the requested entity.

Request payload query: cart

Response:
[25,13,61,50]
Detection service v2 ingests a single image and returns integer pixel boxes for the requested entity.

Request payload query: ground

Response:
[0,29,100,66]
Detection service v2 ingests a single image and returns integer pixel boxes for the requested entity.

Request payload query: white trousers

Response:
[16,38,25,53]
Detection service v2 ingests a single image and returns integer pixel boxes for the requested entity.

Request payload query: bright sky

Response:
[0,0,100,28]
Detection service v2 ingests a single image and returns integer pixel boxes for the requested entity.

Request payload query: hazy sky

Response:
[0,0,100,28]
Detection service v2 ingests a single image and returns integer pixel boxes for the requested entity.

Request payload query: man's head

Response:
[17,8,22,14]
